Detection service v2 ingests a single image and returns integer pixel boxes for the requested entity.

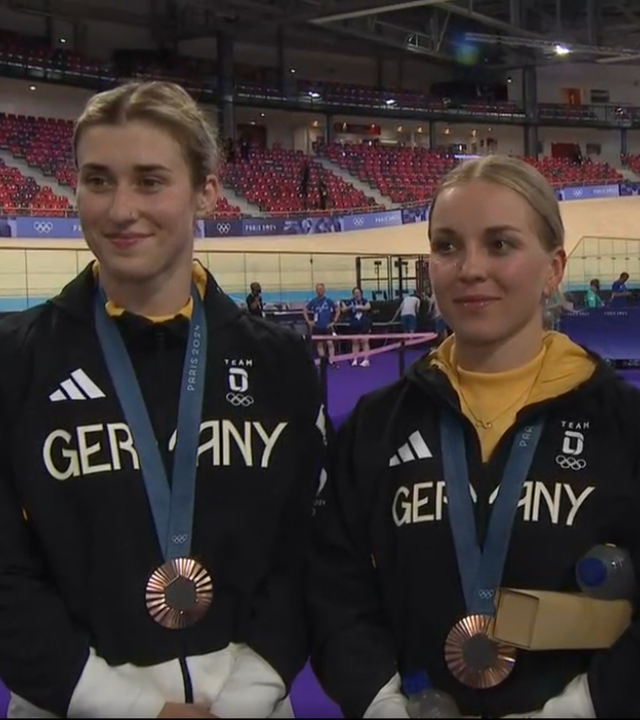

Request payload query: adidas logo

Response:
[49,369,106,402]
[389,430,432,466]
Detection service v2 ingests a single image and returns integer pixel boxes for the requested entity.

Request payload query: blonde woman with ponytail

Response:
[309,155,640,720]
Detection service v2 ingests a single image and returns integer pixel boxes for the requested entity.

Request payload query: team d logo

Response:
[228,367,249,393]
[226,366,254,407]
[562,430,584,456]
[556,429,586,471]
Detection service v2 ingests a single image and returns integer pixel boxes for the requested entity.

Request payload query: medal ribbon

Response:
[439,413,544,615]
[94,285,207,561]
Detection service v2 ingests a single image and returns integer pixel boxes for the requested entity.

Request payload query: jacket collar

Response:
[49,261,242,331]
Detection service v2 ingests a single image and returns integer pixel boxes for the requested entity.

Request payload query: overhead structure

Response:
[465,31,640,64]
[4,0,640,67]
[310,0,451,25]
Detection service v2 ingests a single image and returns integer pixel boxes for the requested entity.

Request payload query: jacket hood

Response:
[408,331,615,412]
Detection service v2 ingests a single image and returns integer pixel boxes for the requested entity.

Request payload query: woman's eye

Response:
[491,239,513,253]
[140,177,163,190]
[431,240,456,254]
[84,176,107,188]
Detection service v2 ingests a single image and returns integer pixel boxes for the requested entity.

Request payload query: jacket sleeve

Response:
[586,383,640,718]
[587,501,640,717]
[0,354,165,718]
[307,401,405,718]
[216,336,326,716]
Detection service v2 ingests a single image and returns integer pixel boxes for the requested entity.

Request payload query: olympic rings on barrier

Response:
[33,221,54,234]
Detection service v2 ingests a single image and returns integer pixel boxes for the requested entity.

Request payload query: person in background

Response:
[585,278,604,308]
[342,287,371,368]
[543,286,573,330]
[246,281,264,317]
[392,291,421,334]
[429,292,449,343]
[240,135,250,162]
[225,138,236,165]
[300,160,310,211]
[611,271,630,306]
[308,155,640,719]
[318,178,329,211]
[304,283,340,367]
[0,80,325,720]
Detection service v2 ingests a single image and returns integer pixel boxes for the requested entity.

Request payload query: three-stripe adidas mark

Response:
[49,369,106,402]
[389,430,432,466]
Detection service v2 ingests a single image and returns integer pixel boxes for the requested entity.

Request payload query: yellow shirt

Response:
[431,333,597,461]
[92,261,207,321]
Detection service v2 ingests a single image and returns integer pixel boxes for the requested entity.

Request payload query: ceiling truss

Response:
[3,0,640,68]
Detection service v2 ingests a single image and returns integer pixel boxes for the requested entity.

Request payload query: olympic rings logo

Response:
[353,217,365,226]
[226,392,254,407]
[477,589,495,600]
[34,221,53,234]
[217,223,231,234]
[555,455,586,471]
[172,534,188,544]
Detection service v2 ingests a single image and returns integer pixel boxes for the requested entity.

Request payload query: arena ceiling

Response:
[6,0,640,67]
[202,0,640,67]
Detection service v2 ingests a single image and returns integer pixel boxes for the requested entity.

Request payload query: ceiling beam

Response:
[610,0,640,24]
[310,0,452,24]
[7,0,151,26]
[433,0,549,39]
[313,17,458,63]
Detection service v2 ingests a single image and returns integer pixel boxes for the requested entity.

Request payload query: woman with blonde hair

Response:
[309,155,640,718]
[0,81,325,719]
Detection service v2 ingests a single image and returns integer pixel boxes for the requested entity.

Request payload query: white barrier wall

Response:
[0,196,639,307]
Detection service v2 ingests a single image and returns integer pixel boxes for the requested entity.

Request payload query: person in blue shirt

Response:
[342,287,371,368]
[304,283,340,366]
[611,272,630,306]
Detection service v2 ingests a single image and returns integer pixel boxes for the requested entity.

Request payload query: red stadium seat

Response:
[223,146,381,214]
[317,142,457,205]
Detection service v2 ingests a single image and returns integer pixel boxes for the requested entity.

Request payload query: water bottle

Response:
[576,545,635,601]
[403,672,460,719]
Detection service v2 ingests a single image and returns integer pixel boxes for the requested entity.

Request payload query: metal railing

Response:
[0,246,405,310]
[566,235,640,290]
[2,237,640,309]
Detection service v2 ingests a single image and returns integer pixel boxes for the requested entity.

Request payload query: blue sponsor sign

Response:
[561,307,640,360]
[204,218,244,237]
[619,181,640,197]
[342,209,403,231]
[281,217,344,234]
[6,184,624,239]
[15,216,84,238]
[11,217,206,239]
[402,206,430,224]
[241,218,285,236]
[560,184,620,201]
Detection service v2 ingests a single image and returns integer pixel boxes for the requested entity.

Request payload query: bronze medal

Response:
[146,557,213,630]
[444,614,517,689]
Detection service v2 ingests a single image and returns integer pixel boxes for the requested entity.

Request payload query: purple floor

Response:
[325,347,426,422]
[2,358,635,718]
